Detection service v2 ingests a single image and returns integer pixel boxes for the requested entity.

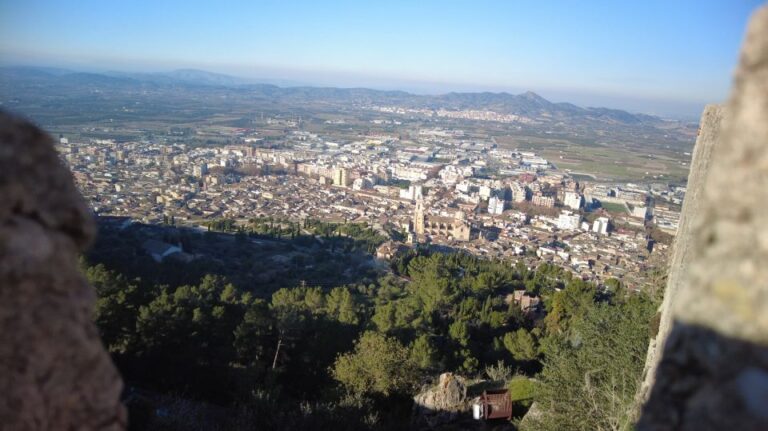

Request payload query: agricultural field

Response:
[494,134,692,183]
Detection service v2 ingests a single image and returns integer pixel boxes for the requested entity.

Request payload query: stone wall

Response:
[638,5,768,430]
[0,112,126,430]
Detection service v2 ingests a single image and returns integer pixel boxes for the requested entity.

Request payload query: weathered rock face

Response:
[412,373,468,428]
[638,5,768,430]
[0,112,126,429]
[637,105,725,404]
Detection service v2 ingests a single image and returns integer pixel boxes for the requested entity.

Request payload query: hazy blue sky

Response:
[0,0,762,118]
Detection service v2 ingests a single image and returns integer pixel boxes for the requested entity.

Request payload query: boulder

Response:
[0,112,126,430]
[413,372,469,428]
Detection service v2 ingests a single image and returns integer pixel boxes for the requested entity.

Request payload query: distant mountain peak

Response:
[520,91,548,103]
[163,69,248,86]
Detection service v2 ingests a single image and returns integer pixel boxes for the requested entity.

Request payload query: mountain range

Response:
[0,66,683,128]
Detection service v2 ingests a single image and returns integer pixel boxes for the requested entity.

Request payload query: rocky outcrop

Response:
[518,401,542,430]
[637,105,725,404]
[412,373,468,428]
[638,5,768,430]
[0,112,126,429]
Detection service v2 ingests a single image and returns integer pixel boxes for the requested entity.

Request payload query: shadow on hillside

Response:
[89,216,384,296]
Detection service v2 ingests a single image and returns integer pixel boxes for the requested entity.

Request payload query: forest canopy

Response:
[85,229,658,431]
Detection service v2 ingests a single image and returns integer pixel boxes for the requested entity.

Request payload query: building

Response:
[333,167,348,187]
[616,187,647,204]
[479,185,492,200]
[557,211,581,231]
[352,177,372,191]
[653,205,681,235]
[631,204,649,220]
[391,163,440,181]
[532,194,555,208]
[592,216,610,235]
[488,195,505,215]
[564,191,583,210]
[584,184,612,200]
[509,182,528,203]
[375,241,409,260]
[192,162,208,178]
[399,184,424,201]
[507,290,542,313]
[413,200,471,241]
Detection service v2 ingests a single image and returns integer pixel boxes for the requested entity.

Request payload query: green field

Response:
[495,134,691,183]
[600,202,628,213]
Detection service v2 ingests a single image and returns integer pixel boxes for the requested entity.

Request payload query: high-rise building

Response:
[564,191,583,210]
[592,216,610,235]
[333,167,348,187]
[193,162,208,178]
[488,196,505,215]
[509,182,527,203]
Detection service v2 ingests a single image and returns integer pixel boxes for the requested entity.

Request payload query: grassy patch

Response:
[600,202,628,213]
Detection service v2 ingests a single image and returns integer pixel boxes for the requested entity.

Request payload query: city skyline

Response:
[1,0,761,118]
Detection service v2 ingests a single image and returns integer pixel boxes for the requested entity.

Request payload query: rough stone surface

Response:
[518,401,542,429]
[674,4,768,344]
[412,373,468,428]
[639,324,768,431]
[638,5,768,430]
[0,112,126,430]
[637,105,725,404]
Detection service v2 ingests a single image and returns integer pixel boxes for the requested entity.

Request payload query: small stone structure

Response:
[638,5,768,430]
[0,112,126,429]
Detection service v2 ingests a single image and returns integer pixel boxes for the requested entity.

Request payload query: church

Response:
[413,201,471,241]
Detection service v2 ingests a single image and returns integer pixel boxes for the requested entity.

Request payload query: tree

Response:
[269,288,311,370]
[471,271,506,295]
[407,255,459,313]
[503,328,538,361]
[85,262,144,353]
[525,295,657,431]
[326,287,361,325]
[457,349,480,374]
[409,334,438,371]
[233,299,274,369]
[371,299,421,333]
[332,331,419,399]
[543,278,597,334]
[449,320,470,346]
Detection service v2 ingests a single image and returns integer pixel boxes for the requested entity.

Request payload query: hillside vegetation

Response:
[85,226,658,430]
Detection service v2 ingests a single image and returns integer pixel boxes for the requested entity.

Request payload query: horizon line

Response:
[0,61,710,121]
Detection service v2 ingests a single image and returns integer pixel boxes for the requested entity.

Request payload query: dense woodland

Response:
[85,221,660,430]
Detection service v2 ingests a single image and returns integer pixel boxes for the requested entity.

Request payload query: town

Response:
[3,1,761,429]
[58,122,684,292]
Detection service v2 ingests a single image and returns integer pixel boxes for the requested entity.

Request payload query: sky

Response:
[0,0,762,118]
